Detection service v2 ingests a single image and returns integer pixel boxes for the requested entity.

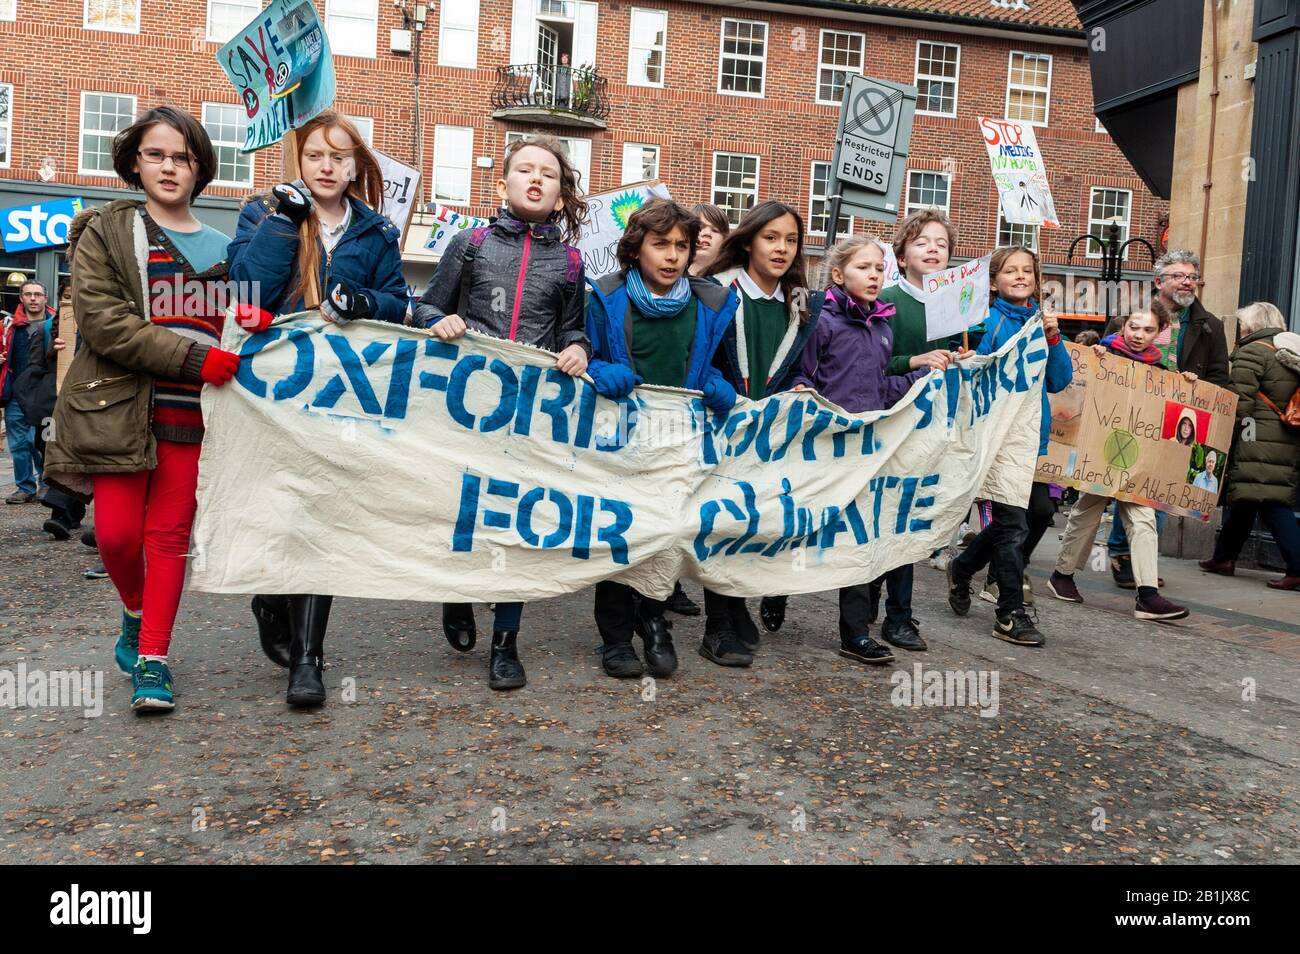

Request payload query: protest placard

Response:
[217,0,337,152]
[374,149,421,240]
[923,255,991,341]
[1035,342,1239,520]
[578,181,672,278]
[978,116,1059,229]
[422,203,491,259]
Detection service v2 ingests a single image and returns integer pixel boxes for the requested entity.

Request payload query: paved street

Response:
[2,481,1297,864]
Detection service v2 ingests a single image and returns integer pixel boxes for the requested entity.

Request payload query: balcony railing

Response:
[491,64,611,128]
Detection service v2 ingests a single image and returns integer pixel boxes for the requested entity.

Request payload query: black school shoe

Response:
[759,596,787,632]
[442,603,477,652]
[699,626,754,667]
[667,582,701,617]
[488,630,527,690]
[838,633,895,665]
[947,561,973,617]
[43,510,79,541]
[993,610,1045,647]
[601,641,644,678]
[881,617,927,651]
[634,611,678,677]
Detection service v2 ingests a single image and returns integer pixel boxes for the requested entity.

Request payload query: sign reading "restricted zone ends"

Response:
[835,76,908,193]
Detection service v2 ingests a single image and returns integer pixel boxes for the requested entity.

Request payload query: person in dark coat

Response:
[228,110,409,709]
[1199,302,1300,589]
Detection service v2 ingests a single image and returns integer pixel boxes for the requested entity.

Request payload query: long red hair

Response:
[288,110,385,306]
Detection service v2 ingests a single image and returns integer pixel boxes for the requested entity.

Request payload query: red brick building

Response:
[0,0,1164,309]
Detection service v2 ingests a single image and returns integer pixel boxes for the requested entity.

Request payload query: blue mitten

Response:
[590,362,638,398]
[701,374,737,414]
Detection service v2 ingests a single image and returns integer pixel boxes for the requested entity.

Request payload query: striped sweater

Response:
[142,212,228,443]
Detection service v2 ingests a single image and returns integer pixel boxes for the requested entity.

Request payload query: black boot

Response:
[635,610,677,677]
[443,602,477,652]
[488,630,527,690]
[286,594,331,707]
[252,594,291,668]
[667,582,701,617]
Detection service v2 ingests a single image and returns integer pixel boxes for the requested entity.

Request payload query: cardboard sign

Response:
[55,298,76,392]
[217,0,337,152]
[423,203,491,259]
[978,116,1059,229]
[578,181,672,278]
[1034,342,1239,520]
[923,255,991,340]
[374,149,420,240]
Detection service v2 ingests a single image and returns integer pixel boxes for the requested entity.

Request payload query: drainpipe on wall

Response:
[1198,0,1222,272]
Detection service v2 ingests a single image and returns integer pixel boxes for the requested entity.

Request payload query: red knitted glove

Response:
[234,303,275,332]
[200,348,241,387]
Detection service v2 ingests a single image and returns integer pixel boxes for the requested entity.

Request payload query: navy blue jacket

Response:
[586,271,738,391]
[227,195,409,323]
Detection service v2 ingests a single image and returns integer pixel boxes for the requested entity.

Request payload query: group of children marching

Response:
[44,105,1191,715]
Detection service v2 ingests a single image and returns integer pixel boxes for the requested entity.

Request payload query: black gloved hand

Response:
[271,180,313,226]
[320,280,374,325]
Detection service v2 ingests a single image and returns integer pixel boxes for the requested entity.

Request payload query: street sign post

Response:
[827,75,918,247]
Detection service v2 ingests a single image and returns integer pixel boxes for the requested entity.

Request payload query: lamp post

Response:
[1066,218,1155,329]
[397,2,429,206]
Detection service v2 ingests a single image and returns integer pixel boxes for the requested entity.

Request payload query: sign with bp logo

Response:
[1,197,86,252]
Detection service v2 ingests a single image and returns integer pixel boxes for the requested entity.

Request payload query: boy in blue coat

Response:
[947,247,1072,646]
[585,198,743,678]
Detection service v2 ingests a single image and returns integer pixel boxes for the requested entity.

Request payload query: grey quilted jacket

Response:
[414,209,590,356]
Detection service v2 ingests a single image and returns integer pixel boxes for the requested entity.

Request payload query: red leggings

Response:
[93,440,201,657]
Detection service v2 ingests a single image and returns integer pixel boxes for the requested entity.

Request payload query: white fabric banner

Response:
[189,314,1048,602]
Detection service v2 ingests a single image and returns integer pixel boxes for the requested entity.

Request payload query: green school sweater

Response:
[630,296,697,389]
[743,292,788,399]
[879,284,956,376]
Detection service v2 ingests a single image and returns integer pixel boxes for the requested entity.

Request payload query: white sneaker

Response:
[928,549,951,571]
[979,579,999,604]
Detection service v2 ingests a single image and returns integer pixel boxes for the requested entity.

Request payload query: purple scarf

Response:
[1102,333,1163,365]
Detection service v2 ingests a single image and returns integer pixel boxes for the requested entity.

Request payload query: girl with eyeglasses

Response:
[44,105,239,713]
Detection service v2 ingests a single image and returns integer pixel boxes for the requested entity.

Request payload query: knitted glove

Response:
[589,362,639,398]
[233,303,275,332]
[271,180,313,226]
[320,281,374,325]
[199,348,241,387]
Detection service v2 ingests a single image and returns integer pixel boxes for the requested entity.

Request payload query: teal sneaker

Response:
[131,659,175,712]
[115,610,141,675]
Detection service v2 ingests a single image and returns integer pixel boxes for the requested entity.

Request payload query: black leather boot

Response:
[252,594,291,668]
[635,610,677,677]
[286,594,331,707]
[443,602,477,652]
[488,630,526,690]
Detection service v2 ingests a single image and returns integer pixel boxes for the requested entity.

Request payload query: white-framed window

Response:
[202,103,254,187]
[620,142,659,184]
[434,126,474,205]
[0,0,16,22]
[1095,116,1107,133]
[0,84,11,169]
[79,91,136,175]
[905,170,951,215]
[1006,51,1052,126]
[347,115,374,146]
[326,0,378,59]
[85,0,140,33]
[816,29,864,106]
[915,41,960,117]
[712,152,759,226]
[718,18,766,97]
[207,0,260,43]
[808,161,853,238]
[628,8,666,87]
[439,0,479,68]
[1087,187,1132,258]
[505,131,591,195]
[997,212,1038,252]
